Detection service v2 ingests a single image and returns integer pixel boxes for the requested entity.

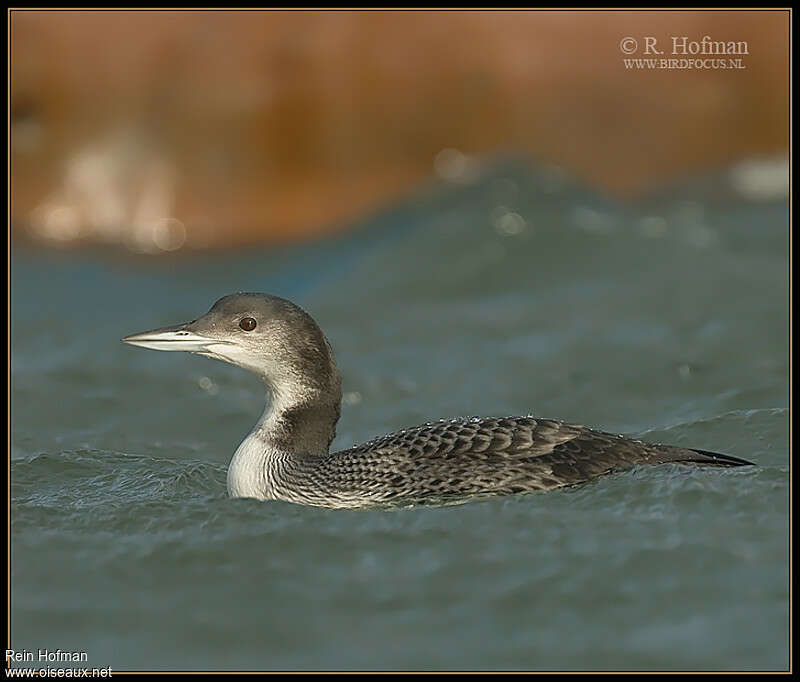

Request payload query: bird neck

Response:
[226,380,342,500]
[258,380,342,457]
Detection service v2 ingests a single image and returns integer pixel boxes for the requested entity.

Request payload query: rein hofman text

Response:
[6,649,88,663]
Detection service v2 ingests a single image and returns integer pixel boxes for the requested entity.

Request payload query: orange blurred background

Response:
[10,10,789,252]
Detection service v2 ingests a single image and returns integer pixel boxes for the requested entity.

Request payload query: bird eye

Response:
[239,317,257,331]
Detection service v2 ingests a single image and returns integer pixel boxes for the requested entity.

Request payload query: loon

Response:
[123,293,753,508]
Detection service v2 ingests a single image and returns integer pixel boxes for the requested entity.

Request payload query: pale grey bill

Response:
[121,325,224,353]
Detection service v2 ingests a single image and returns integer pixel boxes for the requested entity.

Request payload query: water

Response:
[10,162,789,671]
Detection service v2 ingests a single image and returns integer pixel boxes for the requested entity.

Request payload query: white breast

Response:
[226,430,270,500]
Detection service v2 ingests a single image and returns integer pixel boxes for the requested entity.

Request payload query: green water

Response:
[10,163,789,670]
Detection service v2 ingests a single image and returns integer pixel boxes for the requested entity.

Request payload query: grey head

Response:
[123,294,342,451]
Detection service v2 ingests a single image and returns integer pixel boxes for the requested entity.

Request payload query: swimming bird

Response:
[123,293,753,508]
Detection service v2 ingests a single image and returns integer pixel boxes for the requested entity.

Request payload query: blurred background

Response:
[10,10,790,672]
[10,9,788,252]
